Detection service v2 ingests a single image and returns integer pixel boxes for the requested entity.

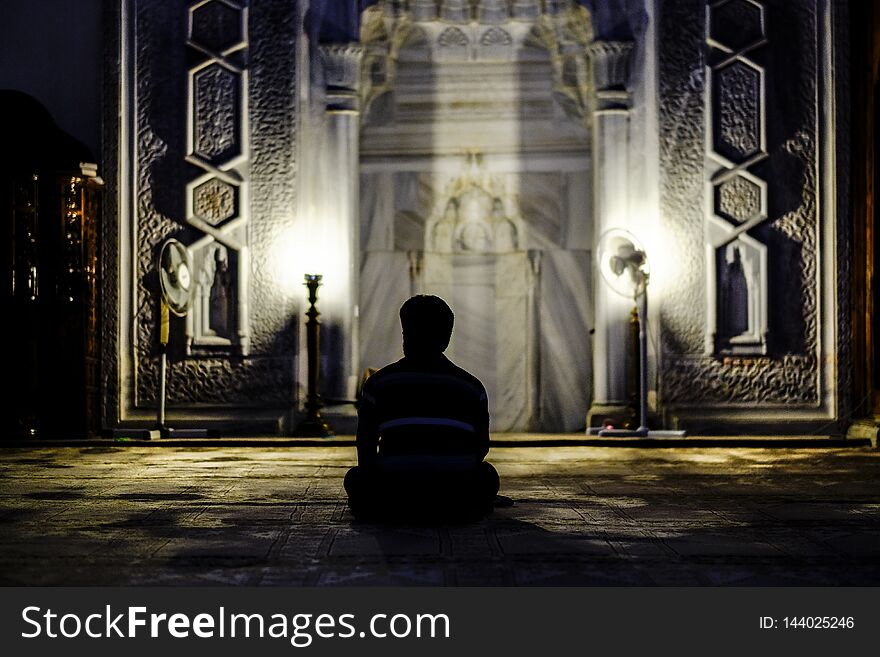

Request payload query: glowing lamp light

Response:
[269,223,347,306]
[596,228,649,300]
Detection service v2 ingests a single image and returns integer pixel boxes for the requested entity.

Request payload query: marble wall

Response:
[359,169,592,432]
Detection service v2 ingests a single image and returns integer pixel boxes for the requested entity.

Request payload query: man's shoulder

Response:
[361,359,407,397]
[364,358,407,384]
[439,359,486,394]
[363,355,486,398]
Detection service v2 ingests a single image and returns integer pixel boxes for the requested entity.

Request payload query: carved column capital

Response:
[587,40,634,110]
[318,43,366,112]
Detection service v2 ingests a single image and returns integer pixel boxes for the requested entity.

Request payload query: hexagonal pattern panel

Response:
[193,63,240,164]
[716,174,761,224]
[713,60,761,163]
[194,178,236,226]
[190,0,244,53]
[709,0,764,52]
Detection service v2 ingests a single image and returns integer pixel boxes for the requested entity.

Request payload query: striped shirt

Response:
[356,354,490,464]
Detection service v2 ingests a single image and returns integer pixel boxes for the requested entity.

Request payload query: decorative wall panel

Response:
[659,0,822,410]
[706,0,768,355]
[185,0,249,354]
[129,0,299,411]
[360,1,594,128]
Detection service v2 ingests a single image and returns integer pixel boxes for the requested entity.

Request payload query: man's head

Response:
[399,295,454,356]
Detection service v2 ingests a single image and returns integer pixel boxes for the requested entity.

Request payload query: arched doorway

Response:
[357,1,594,431]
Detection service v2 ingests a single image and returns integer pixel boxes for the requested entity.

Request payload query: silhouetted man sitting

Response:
[344,295,500,521]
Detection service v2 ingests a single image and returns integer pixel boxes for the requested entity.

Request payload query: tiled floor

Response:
[1,443,879,585]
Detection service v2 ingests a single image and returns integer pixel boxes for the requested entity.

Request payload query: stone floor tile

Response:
[1,444,879,585]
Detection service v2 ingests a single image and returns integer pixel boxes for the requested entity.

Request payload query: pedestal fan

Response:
[154,239,208,438]
[589,229,686,438]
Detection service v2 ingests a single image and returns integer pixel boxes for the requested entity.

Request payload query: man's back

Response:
[357,354,490,460]
[344,294,499,520]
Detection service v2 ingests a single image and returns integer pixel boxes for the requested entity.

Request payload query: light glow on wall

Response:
[268,217,349,310]
[630,207,673,303]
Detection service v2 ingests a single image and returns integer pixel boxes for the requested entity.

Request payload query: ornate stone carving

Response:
[706,1,768,356]
[588,41,634,92]
[664,354,817,405]
[425,154,525,255]
[361,2,594,125]
[123,0,298,415]
[190,0,244,53]
[438,26,469,48]
[319,43,365,111]
[138,355,296,405]
[708,0,765,53]
[193,177,236,226]
[479,27,513,46]
[524,7,595,119]
[193,64,239,163]
[185,1,250,357]
[831,2,854,420]
[320,43,366,92]
[714,236,767,353]
[658,0,714,358]
[193,243,235,342]
[588,41,633,110]
[658,0,822,411]
[401,25,429,49]
[714,61,762,162]
[101,0,122,427]
[245,0,299,356]
[716,173,763,224]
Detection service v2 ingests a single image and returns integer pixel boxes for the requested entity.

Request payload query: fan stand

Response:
[155,299,208,439]
[112,240,209,441]
[588,283,686,438]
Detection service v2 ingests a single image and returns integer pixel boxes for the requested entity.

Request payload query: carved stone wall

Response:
[103,0,847,431]
[184,0,250,356]
[121,0,300,416]
[658,0,829,418]
[706,0,769,356]
[360,1,594,129]
[101,0,123,427]
[832,1,852,423]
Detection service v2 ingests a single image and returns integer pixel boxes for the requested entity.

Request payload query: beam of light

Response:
[268,217,349,310]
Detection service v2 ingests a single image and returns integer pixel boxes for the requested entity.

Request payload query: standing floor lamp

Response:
[293,274,333,437]
[589,229,686,438]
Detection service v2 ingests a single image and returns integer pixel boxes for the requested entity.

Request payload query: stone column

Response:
[317,43,364,400]
[586,40,636,429]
